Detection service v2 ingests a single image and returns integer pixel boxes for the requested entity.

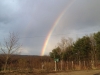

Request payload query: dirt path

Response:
[47,70,100,75]
[0,70,100,75]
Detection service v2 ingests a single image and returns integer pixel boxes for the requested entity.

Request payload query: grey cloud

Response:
[53,0,100,33]
[0,0,100,55]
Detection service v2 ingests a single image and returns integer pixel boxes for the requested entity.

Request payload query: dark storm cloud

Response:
[0,0,100,55]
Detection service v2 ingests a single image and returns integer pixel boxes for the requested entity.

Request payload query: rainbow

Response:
[41,0,75,56]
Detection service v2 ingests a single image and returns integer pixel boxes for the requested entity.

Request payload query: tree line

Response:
[1,31,100,72]
[0,55,53,72]
[49,31,100,70]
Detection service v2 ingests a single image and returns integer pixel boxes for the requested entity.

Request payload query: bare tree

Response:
[58,37,74,70]
[58,37,66,70]
[0,32,21,72]
[89,34,97,68]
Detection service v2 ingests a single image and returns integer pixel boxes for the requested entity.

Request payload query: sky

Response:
[0,0,100,55]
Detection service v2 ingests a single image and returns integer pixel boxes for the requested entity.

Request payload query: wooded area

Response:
[0,32,100,73]
[50,31,100,70]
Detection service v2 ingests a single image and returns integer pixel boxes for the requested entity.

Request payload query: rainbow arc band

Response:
[41,0,75,56]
